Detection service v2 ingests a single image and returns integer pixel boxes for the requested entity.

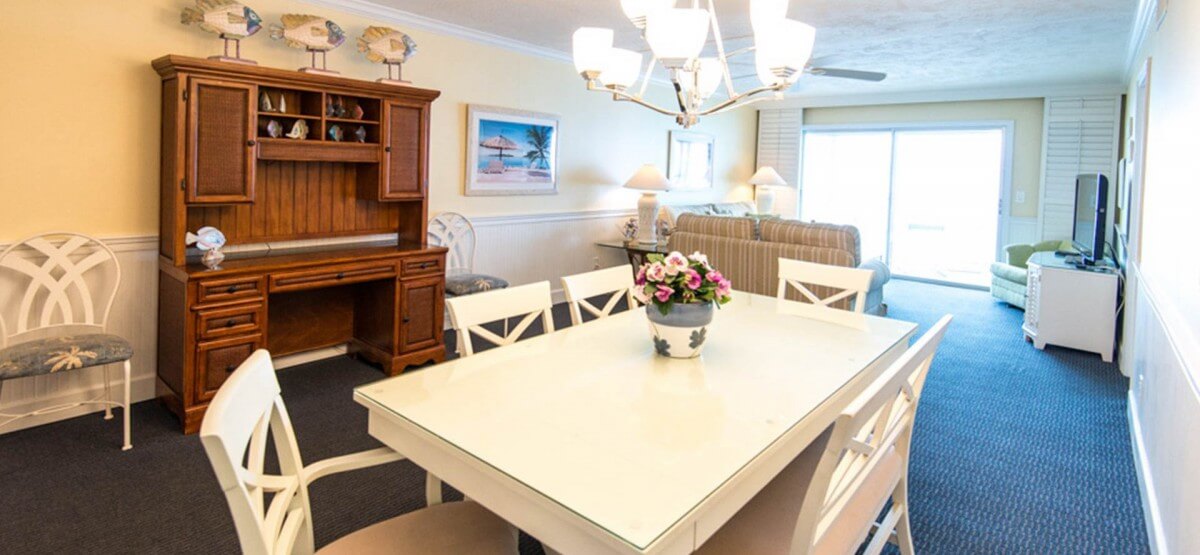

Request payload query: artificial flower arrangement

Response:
[634,251,733,315]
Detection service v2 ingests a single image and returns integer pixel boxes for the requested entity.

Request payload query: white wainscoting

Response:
[1127,262,1200,555]
[0,210,636,434]
[469,209,635,302]
[0,236,160,434]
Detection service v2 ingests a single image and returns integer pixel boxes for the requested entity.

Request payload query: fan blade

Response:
[808,67,887,81]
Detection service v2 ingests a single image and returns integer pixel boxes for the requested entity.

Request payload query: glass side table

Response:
[596,240,671,270]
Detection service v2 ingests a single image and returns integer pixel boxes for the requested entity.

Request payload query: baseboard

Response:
[0,372,157,435]
[1127,391,1168,555]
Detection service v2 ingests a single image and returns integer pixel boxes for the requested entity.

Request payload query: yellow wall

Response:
[803,98,1045,218]
[0,0,756,240]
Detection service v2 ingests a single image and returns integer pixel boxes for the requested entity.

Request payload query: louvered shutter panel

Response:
[756,108,803,187]
[1038,96,1121,241]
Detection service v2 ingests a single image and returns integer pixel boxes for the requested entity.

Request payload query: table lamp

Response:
[624,164,671,245]
[748,166,789,214]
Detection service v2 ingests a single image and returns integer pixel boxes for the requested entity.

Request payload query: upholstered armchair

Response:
[990,240,1069,309]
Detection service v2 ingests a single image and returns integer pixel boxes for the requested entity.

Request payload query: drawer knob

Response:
[336,272,345,279]
[225,319,237,328]
[226,285,238,294]
[420,262,430,268]
[247,139,256,147]
[385,146,392,153]
[402,317,411,323]
[225,364,236,373]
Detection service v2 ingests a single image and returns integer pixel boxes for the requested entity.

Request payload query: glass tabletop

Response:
[355,293,916,551]
[594,240,672,254]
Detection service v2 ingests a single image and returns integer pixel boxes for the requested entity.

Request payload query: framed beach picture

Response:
[465,105,559,196]
[667,131,715,190]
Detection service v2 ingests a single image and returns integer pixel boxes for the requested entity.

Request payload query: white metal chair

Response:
[560,265,637,326]
[199,350,518,555]
[0,232,132,450]
[776,258,874,327]
[695,315,952,555]
[445,281,555,357]
[427,212,508,296]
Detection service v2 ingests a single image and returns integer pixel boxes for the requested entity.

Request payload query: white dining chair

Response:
[560,265,637,326]
[445,281,555,357]
[427,212,508,296]
[199,350,518,555]
[695,315,952,555]
[0,232,133,450]
[776,258,874,327]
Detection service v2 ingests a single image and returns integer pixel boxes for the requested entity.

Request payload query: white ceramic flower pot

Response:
[646,302,714,359]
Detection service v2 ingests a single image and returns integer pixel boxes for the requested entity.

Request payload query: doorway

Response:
[800,123,1012,288]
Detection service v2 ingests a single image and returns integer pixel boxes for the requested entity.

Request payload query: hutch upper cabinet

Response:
[153,56,446,433]
[186,78,257,203]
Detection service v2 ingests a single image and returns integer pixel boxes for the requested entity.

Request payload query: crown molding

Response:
[298,0,572,63]
[1123,0,1158,81]
[759,81,1127,110]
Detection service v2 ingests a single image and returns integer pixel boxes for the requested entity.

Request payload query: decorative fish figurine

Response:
[266,120,282,138]
[269,14,345,51]
[286,119,309,140]
[356,26,418,64]
[328,124,344,142]
[185,226,227,251]
[354,126,367,143]
[180,0,262,39]
[352,105,364,120]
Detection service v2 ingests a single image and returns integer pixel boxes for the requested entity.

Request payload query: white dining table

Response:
[354,292,917,555]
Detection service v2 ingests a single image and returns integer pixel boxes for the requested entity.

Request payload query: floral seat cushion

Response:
[0,334,132,381]
[445,274,509,297]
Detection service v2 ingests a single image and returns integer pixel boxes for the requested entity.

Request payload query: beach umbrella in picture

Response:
[480,135,520,161]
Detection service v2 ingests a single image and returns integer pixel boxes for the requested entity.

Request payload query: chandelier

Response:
[572,0,814,128]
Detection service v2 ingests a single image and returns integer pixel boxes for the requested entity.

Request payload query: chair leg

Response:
[102,364,113,420]
[893,479,915,555]
[121,360,132,451]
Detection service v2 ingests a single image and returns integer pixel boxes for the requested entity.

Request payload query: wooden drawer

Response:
[401,255,443,278]
[195,334,261,403]
[197,275,265,306]
[197,303,264,340]
[269,261,397,293]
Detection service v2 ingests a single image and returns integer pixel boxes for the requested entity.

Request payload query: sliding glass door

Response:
[800,124,1009,287]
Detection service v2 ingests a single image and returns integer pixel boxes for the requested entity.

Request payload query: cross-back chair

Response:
[427,212,508,297]
[561,265,637,326]
[776,258,874,327]
[0,232,132,450]
[445,281,555,357]
[696,315,952,555]
[200,350,518,555]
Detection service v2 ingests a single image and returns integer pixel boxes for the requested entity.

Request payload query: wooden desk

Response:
[158,243,446,433]
[356,293,916,554]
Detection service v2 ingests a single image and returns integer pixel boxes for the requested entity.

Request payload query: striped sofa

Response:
[668,214,890,315]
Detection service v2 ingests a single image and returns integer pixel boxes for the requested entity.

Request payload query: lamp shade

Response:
[620,0,677,28]
[749,166,789,187]
[646,8,710,67]
[623,164,672,191]
[600,48,644,89]
[755,18,815,85]
[573,27,614,75]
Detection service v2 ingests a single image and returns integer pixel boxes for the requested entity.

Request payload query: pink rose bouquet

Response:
[634,251,733,315]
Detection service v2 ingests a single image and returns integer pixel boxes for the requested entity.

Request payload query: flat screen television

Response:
[1072,173,1109,265]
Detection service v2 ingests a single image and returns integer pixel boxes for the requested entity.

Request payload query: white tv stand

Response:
[1023,252,1120,362]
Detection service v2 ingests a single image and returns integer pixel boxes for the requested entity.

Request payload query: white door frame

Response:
[799,121,1016,282]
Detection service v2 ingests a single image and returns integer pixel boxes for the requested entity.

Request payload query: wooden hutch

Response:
[153,55,446,433]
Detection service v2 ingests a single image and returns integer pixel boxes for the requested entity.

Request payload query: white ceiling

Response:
[351,0,1138,97]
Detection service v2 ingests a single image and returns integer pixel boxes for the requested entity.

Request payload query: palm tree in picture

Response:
[524,126,553,171]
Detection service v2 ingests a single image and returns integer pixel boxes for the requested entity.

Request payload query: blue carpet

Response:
[888,279,1149,554]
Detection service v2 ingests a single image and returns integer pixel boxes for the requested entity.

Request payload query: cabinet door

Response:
[399,276,444,352]
[195,334,262,402]
[187,78,256,203]
[379,100,428,200]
